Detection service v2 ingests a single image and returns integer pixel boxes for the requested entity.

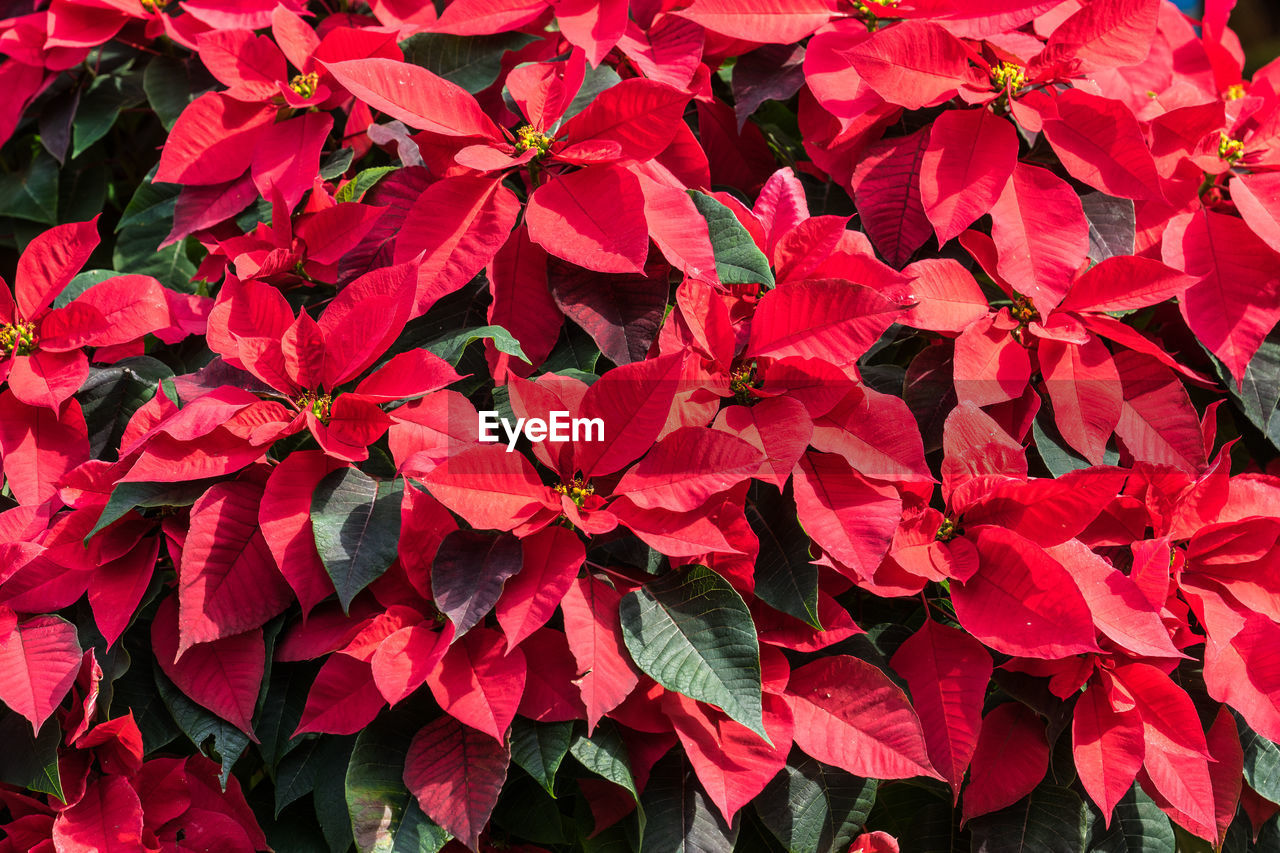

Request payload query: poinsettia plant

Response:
[3,0,1280,851]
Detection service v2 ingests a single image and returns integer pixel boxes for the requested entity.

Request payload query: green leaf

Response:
[868,782,957,853]
[0,712,63,799]
[0,153,59,224]
[1241,719,1280,804]
[77,356,173,459]
[321,147,355,181]
[317,736,358,853]
[968,785,1086,853]
[112,219,197,290]
[257,663,317,775]
[425,325,529,366]
[753,752,877,853]
[274,737,324,816]
[155,661,250,788]
[89,480,212,541]
[73,74,142,158]
[143,55,216,131]
[619,564,767,739]
[747,489,820,629]
[346,709,451,853]
[118,177,180,231]
[1220,328,1280,451]
[109,648,180,753]
[55,269,119,309]
[562,64,622,123]
[510,718,573,796]
[311,469,405,611]
[569,720,638,800]
[401,32,536,94]
[1087,785,1174,853]
[542,322,601,375]
[689,191,775,288]
[336,167,398,204]
[1031,407,1117,477]
[640,752,738,852]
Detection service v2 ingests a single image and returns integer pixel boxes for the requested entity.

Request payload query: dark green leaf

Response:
[0,153,59,224]
[118,177,180,231]
[869,782,958,853]
[143,55,216,130]
[619,564,767,739]
[73,74,142,158]
[689,191,775,287]
[753,752,876,853]
[311,469,405,611]
[320,147,355,181]
[257,662,318,774]
[968,785,1086,853]
[747,488,820,628]
[570,720,638,800]
[155,661,250,787]
[1032,407,1117,477]
[401,32,536,93]
[109,649,180,753]
[1087,785,1174,853]
[0,713,63,799]
[510,718,573,796]
[77,356,173,459]
[640,752,739,853]
[1241,719,1280,804]
[112,219,197,289]
[1221,329,1280,451]
[89,480,212,541]
[274,737,324,816]
[562,64,622,123]
[317,736,358,853]
[425,324,529,366]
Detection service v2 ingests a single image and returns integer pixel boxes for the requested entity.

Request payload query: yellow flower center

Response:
[140,0,166,11]
[1219,133,1245,164]
[513,125,554,157]
[935,517,959,542]
[296,391,333,424]
[1225,83,1247,101]
[991,62,1026,93]
[0,320,38,356]
[289,72,319,99]
[553,477,595,507]
[729,362,760,405]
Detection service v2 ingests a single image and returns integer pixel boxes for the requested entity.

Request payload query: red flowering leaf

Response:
[370,622,449,706]
[1113,350,1207,474]
[809,385,932,484]
[1040,90,1163,202]
[14,217,101,318]
[671,0,835,43]
[259,450,343,616]
[417,444,557,531]
[154,93,275,185]
[920,110,1019,246]
[558,78,692,164]
[1164,209,1280,384]
[614,426,762,512]
[404,715,510,851]
[295,653,386,735]
[988,163,1088,317]
[322,57,504,140]
[962,703,1049,822]
[526,166,649,275]
[846,21,971,110]
[495,525,584,650]
[747,279,907,367]
[152,597,263,735]
[178,479,293,654]
[1039,334,1122,465]
[561,575,640,732]
[952,526,1099,659]
[712,397,812,490]
[1073,677,1144,824]
[900,258,990,332]
[854,129,932,269]
[426,626,526,741]
[792,452,901,583]
[432,531,523,639]
[890,620,992,800]
[88,536,160,648]
[1057,256,1193,314]
[51,775,145,853]
[0,392,90,505]
[786,655,940,780]
[0,613,82,733]
[1034,0,1160,73]
[1207,706,1244,845]
[573,352,686,478]
[516,627,588,723]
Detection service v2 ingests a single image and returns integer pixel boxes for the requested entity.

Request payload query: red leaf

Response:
[1039,334,1122,465]
[426,626,526,741]
[1207,706,1244,845]
[0,614,81,732]
[154,93,275,185]
[1113,350,1207,474]
[318,260,417,388]
[1041,90,1163,202]
[295,653,386,735]
[1057,256,1193,314]
[952,526,1099,659]
[786,655,940,780]
[89,537,160,648]
[418,444,557,531]
[712,397,812,490]
[889,620,992,799]
[920,110,1018,245]
[178,480,294,654]
[1035,0,1160,73]
[959,468,1127,546]
[846,21,971,110]
[196,29,287,100]
[260,450,343,616]
[573,352,686,478]
[560,575,640,732]
[809,385,933,484]
[495,526,584,650]
[614,426,762,512]
[1164,209,1280,384]
[322,57,503,139]
[548,258,669,366]
[558,79,691,163]
[854,129,932,268]
[962,703,1049,821]
[51,775,145,853]
[1073,677,1145,823]
[988,163,1088,317]
[671,0,835,43]
[747,279,906,367]
[516,627,588,723]
[371,622,448,706]
[14,218,100,319]
[792,452,901,583]
[152,597,263,735]
[404,715,510,851]
[0,392,90,505]
[526,165,649,275]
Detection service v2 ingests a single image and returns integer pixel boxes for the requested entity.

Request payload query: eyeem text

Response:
[478,411,604,451]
